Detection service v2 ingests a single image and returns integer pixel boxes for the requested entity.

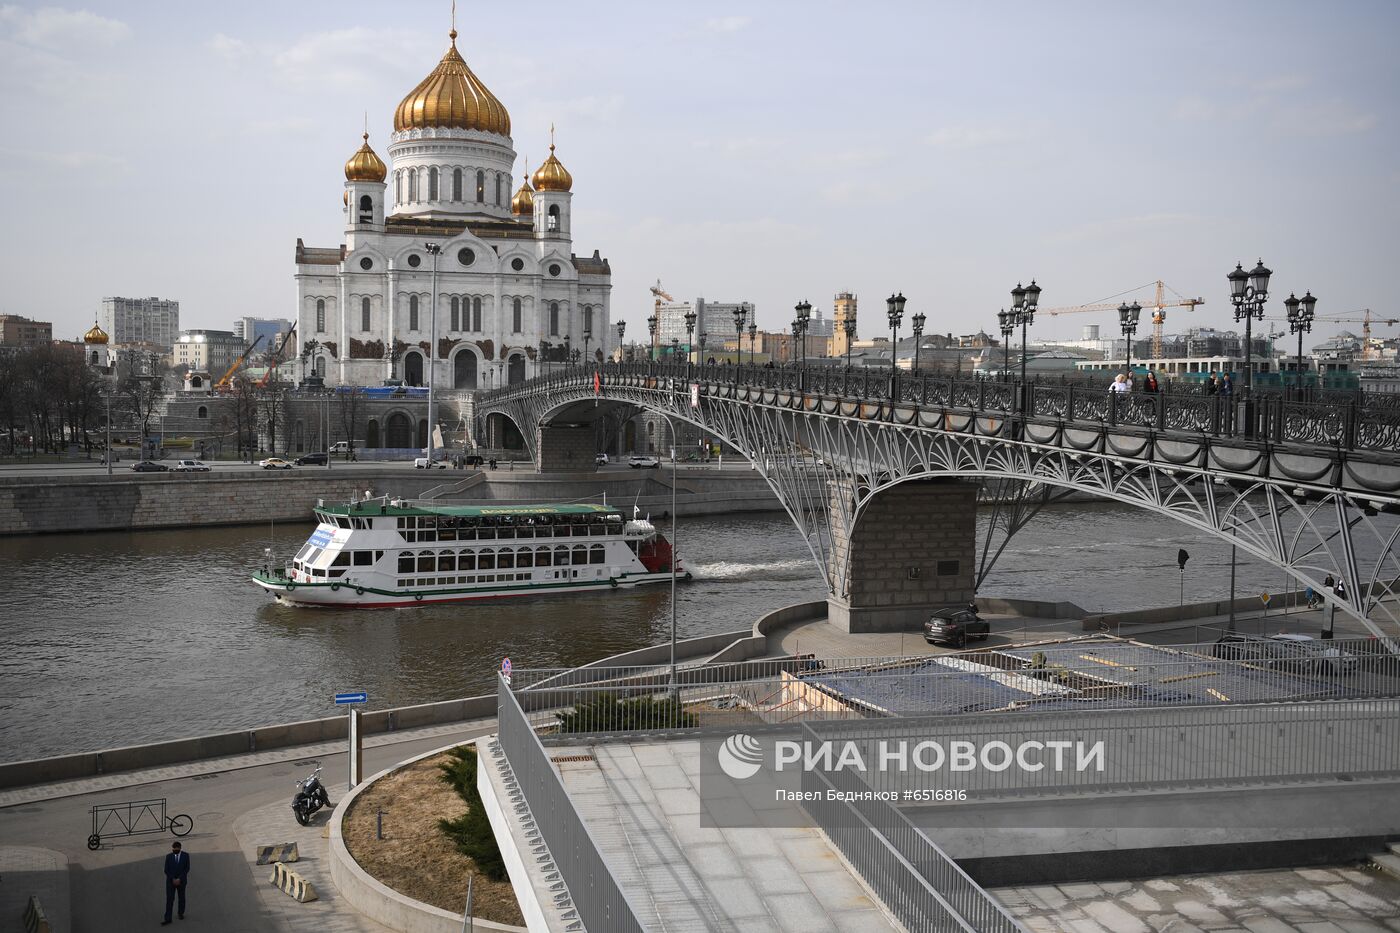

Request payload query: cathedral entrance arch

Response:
[366,419,380,448]
[507,354,526,385]
[385,412,412,448]
[403,351,424,387]
[453,351,478,389]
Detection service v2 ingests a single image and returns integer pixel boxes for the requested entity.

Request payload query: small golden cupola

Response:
[344,133,387,183]
[83,321,109,345]
[394,30,511,136]
[532,138,572,192]
[511,165,535,216]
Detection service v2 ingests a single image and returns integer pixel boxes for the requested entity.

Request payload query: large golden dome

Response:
[511,171,534,216]
[84,322,108,345]
[394,31,510,136]
[532,143,572,192]
[344,133,386,182]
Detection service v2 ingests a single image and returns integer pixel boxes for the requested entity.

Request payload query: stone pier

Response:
[535,423,597,472]
[827,478,978,633]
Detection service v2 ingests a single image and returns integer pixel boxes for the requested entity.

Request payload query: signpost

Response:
[501,658,512,687]
[335,691,368,790]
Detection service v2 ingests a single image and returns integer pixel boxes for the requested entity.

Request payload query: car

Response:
[463,454,485,467]
[414,457,449,469]
[923,606,991,649]
[294,452,328,466]
[628,455,661,469]
[172,460,211,472]
[259,458,294,470]
[1213,632,1359,676]
[595,453,609,465]
[130,460,169,473]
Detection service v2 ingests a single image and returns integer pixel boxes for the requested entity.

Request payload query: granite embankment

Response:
[0,468,781,535]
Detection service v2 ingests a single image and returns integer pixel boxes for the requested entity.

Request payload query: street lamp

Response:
[683,309,697,372]
[582,324,591,368]
[1284,291,1316,398]
[647,314,658,362]
[1118,301,1142,378]
[911,311,926,374]
[842,314,857,371]
[671,337,679,363]
[1010,280,1041,409]
[732,306,746,367]
[794,300,811,368]
[997,308,1014,377]
[615,320,626,364]
[748,322,757,366]
[886,292,906,371]
[1227,259,1271,398]
[424,241,441,465]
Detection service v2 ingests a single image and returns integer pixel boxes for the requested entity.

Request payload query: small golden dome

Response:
[343,190,349,206]
[84,322,109,345]
[532,143,572,192]
[344,133,386,182]
[394,32,510,136]
[511,171,534,216]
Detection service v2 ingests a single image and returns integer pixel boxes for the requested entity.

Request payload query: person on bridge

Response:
[1205,373,1219,395]
[1220,374,1234,397]
[1143,371,1160,393]
[1110,374,1130,394]
[161,841,190,924]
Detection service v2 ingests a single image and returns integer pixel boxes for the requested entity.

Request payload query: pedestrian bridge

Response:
[476,363,1400,638]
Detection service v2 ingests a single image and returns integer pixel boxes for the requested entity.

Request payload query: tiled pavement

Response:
[0,846,70,933]
[994,864,1400,932]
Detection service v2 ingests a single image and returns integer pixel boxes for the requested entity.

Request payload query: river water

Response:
[0,503,1335,761]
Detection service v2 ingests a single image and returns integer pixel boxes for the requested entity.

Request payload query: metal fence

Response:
[800,742,1029,933]
[495,674,646,933]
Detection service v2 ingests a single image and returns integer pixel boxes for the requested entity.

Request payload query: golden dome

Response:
[83,322,108,345]
[394,31,510,136]
[344,133,386,182]
[532,143,572,192]
[511,170,534,216]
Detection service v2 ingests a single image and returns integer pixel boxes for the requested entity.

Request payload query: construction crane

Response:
[255,324,298,389]
[214,334,266,391]
[650,278,674,307]
[1040,280,1205,359]
[1266,309,1399,361]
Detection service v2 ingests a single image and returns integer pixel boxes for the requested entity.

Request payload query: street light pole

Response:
[997,309,1013,378]
[732,307,746,369]
[104,391,112,476]
[1228,259,1272,435]
[1118,301,1142,378]
[911,311,926,375]
[843,315,856,371]
[425,241,441,465]
[1010,280,1040,410]
[1285,291,1316,400]
[683,310,697,375]
[615,320,626,365]
[748,323,757,367]
[885,292,905,372]
[794,300,811,369]
[647,314,658,363]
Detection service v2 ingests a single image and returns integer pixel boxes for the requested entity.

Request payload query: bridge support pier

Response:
[536,423,597,473]
[827,479,979,633]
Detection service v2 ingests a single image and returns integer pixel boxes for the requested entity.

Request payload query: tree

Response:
[261,385,289,455]
[337,387,364,460]
[231,378,260,460]
[115,351,166,447]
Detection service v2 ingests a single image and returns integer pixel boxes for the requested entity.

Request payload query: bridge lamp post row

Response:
[732,307,746,367]
[911,311,926,374]
[794,299,812,368]
[1009,279,1041,409]
[997,309,1014,377]
[1118,301,1142,378]
[886,292,906,372]
[748,322,757,366]
[1283,291,1317,399]
[1227,259,1271,399]
[647,314,658,362]
[683,309,698,372]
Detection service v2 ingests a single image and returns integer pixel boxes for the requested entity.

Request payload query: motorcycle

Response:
[291,764,331,826]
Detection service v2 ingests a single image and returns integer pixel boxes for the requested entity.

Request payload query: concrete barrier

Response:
[22,895,50,933]
[328,738,526,933]
[256,842,299,865]
[1081,590,1302,631]
[270,861,318,902]
[975,596,1089,620]
[706,599,829,663]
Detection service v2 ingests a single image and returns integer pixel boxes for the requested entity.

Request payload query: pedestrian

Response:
[1205,372,1218,395]
[1144,371,1159,393]
[1110,374,1129,394]
[1219,374,1234,396]
[1335,578,1347,601]
[161,841,190,924]
[1324,573,1335,592]
[1305,585,1319,610]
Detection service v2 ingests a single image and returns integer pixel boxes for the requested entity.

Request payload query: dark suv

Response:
[923,606,990,649]
[294,452,328,466]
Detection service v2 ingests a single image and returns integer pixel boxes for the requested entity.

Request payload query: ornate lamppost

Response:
[1118,300,1142,378]
[1009,280,1040,409]
[748,322,757,366]
[732,306,746,368]
[582,324,591,368]
[886,292,906,371]
[997,308,1013,377]
[1284,291,1316,399]
[683,309,697,373]
[1227,259,1271,398]
[910,311,926,374]
[843,315,857,370]
[647,313,658,362]
[615,320,626,364]
[794,299,811,368]
[424,241,441,465]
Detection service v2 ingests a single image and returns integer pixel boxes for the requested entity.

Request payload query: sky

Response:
[1,0,1397,347]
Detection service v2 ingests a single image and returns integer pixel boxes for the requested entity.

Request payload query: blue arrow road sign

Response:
[335,691,368,705]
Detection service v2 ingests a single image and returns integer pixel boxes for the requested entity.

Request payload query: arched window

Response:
[584,306,593,337]
[361,296,371,332]
[428,167,439,200]
[452,168,462,201]
[475,170,485,202]
[409,295,419,331]
[512,297,522,333]
[408,168,418,201]
[589,544,606,565]
[547,204,560,232]
[358,194,373,223]
[394,171,402,205]
[571,545,588,566]
[314,356,326,377]
[316,299,325,332]
[197,406,208,419]
[472,297,482,331]
[450,297,460,332]
[549,302,559,336]
[494,173,502,205]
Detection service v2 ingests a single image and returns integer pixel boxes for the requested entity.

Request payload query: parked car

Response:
[463,454,485,467]
[595,453,609,465]
[1213,632,1359,676]
[294,452,328,466]
[414,457,449,469]
[259,457,294,470]
[172,460,210,472]
[923,606,990,649]
[628,455,661,469]
[130,460,169,473]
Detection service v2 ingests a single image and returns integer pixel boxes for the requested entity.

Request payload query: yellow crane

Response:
[214,334,266,391]
[1267,309,1398,361]
[1040,280,1205,359]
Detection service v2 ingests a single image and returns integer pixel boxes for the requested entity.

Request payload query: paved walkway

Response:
[0,846,70,933]
[995,864,1400,932]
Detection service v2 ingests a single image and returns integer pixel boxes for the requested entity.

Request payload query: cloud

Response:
[208,26,430,91]
[207,33,250,63]
[0,146,125,175]
[529,94,625,124]
[0,5,130,47]
[705,15,751,33]
[1048,212,1199,246]
[924,126,1023,150]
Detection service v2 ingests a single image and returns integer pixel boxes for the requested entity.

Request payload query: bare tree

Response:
[231,378,260,461]
[115,351,166,446]
[337,387,364,460]
[261,385,289,455]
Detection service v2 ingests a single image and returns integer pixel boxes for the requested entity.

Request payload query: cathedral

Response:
[294,27,612,391]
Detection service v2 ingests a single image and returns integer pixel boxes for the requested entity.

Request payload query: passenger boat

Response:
[251,499,683,608]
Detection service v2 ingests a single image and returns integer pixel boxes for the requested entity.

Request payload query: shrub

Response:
[555,691,698,733]
[437,745,507,882]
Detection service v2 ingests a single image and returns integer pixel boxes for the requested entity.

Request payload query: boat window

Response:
[477,528,495,541]
[295,544,313,561]
[330,569,346,578]
[589,544,606,564]
[572,545,588,565]
[417,552,435,573]
[460,552,476,570]
[516,548,533,568]
[332,552,352,567]
[398,555,414,573]
[306,547,323,566]
[313,568,327,577]
[458,527,476,541]
[497,551,514,569]
[627,540,639,553]
[438,552,455,571]
[515,525,533,539]
[535,549,551,566]
[353,551,374,566]
[438,525,456,541]
[497,527,514,540]
[478,550,496,570]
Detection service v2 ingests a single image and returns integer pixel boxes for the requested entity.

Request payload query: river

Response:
[0,503,1339,760]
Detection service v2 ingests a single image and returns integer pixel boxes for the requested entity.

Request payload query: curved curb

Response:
[328,738,525,933]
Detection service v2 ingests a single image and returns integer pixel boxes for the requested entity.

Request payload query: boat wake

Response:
[689,558,817,582]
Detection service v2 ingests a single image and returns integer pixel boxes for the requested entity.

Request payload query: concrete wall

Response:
[535,424,596,473]
[828,479,979,633]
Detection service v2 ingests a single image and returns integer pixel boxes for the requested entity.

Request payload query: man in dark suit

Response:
[162,841,190,924]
